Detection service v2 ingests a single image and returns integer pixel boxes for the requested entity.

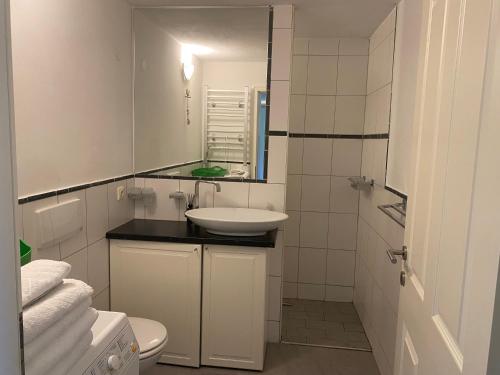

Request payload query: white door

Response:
[201,245,267,370]
[394,0,500,374]
[110,240,201,367]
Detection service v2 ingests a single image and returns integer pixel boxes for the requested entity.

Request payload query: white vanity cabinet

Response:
[109,239,270,370]
[109,240,202,367]
[201,245,268,371]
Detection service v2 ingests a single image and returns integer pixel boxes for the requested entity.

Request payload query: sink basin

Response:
[185,208,288,236]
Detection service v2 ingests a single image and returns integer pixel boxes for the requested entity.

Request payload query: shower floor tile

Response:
[281,298,371,351]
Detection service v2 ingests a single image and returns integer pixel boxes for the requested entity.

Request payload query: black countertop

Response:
[106,219,278,248]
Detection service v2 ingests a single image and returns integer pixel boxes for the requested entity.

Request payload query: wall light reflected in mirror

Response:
[181,44,213,81]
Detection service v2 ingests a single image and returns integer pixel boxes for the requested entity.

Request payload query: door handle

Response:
[400,271,406,286]
[387,246,408,264]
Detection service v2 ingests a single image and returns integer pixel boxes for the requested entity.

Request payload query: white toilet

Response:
[128,317,168,373]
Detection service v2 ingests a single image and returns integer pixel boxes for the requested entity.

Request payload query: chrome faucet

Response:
[194,180,221,209]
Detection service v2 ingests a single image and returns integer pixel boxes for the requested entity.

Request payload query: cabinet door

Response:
[202,245,267,370]
[110,240,201,367]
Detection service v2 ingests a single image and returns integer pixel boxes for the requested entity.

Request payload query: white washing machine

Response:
[68,311,140,375]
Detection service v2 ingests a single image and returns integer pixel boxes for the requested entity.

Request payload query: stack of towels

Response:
[21,260,97,375]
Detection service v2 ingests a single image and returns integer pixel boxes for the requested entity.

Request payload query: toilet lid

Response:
[128,317,168,354]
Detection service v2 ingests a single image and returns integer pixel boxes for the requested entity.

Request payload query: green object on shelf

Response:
[20,240,32,266]
[191,166,228,177]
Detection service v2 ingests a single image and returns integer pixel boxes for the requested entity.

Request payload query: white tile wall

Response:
[284,37,369,302]
[58,190,87,259]
[300,175,330,212]
[302,138,333,175]
[305,96,336,134]
[325,285,353,302]
[144,179,181,221]
[367,34,395,94]
[330,176,359,213]
[271,28,293,81]
[369,8,397,53]
[307,56,338,95]
[284,210,300,246]
[267,321,281,343]
[337,56,369,95]
[298,248,327,284]
[298,283,325,300]
[308,38,340,56]
[289,95,306,133]
[268,232,283,277]
[22,197,61,261]
[364,84,392,134]
[334,96,366,134]
[92,287,110,311]
[65,247,88,283]
[87,238,110,295]
[86,184,109,245]
[20,178,135,311]
[267,136,288,184]
[355,8,402,375]
[273,5,293,29]
[283,282,298,299]
[268,276,282,321]
[291,55,308,94]
[285,175,301,211]
[287,138,303,174]
[331,139,363,177]
[328,213,358,250]
[249,183,285,212]
[108,179,134,230]
[270,80,290,131]
[283,246,299,282]
[326,250,355,286]
[293,38,309,55]
[299,212,328,248]
[214,181,250,208]
[339,38,369,56]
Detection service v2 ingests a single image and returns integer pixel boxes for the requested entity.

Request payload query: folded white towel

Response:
[21,260,71,307]
[52,331,93,375]
[23,279,93,344]
[24,297,92,363]
[25,308,98,375]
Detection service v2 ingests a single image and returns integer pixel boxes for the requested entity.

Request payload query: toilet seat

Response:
[128,317,168,360]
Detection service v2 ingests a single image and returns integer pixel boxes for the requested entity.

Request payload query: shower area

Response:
[282,7,405,361]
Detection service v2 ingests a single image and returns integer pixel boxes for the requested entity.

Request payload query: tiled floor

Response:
[148,343,380,375]
[281,298,371,350]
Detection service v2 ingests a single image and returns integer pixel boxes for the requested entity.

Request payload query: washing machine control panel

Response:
[84,324,138,375]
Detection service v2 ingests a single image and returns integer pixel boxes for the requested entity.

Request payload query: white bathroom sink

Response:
[185,208,288,236]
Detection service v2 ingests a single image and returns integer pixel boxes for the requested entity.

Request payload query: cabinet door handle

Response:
[194,247,199,253]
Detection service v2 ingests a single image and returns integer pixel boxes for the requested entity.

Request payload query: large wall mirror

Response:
[133,7,271,181]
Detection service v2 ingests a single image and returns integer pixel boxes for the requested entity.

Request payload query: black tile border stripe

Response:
[136,160,203,176]
[19,172,269,204]
[207,159,252,165]
[268,130,288,136]
[385,185,408,200]
[288,133,389,140]
[145,175,267,184]
[18,173,135,205]
[289,133,362,139]
[363,133,390,139]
